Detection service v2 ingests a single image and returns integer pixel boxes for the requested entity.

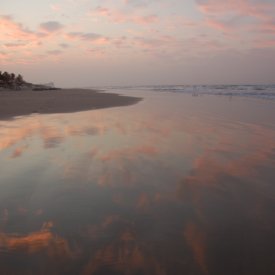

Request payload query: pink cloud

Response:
[132,35,178,51]
[3,42,26,48]
[91,6,158,25]
[196,0,275,35]
[50,4,61,12]
[0,16,63,62]
[0,15,43,41]
[196,0,274,20]
[66,32,109,45]
[131,35,226,58]
[124,0,150,7]
[86,48,106,58]
[40,21,64,33]
[258,20,275,34]
[47,49,63,55]
[205,18,233,32]
[0,16,70,64]
[256,40,275,48]
[59,43,70,48]
[0,51,9,61]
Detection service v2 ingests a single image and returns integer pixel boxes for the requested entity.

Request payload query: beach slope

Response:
[0,89,141,119]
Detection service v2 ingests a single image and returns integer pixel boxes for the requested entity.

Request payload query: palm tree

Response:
[1,72,11,87]
[15,74,24,86]
[0,71,26,89]
[0,71,3,87]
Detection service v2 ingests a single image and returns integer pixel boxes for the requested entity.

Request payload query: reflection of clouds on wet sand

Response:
[83,228,167,275]
[0,112,107,157]
[0,94,275,274]
[184,222,208,274]
[100,145,158,162]
[178,122,275,275]
[0,221,74,274]
[41,126,65,148]
[80,214,190,275]
[0,102,215,185]
[0,120,38,151]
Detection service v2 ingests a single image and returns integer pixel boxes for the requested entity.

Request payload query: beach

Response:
[0,88,275,274]
[0,89,141,119]
[1,0,275,272]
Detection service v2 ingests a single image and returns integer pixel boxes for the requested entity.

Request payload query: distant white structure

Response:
[41,82,55,88]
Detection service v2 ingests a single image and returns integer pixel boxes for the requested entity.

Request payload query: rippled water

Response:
[0,91,275,275]
[101,84,275,100]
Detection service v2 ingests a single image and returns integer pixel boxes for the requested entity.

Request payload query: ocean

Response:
[99,84,275,100]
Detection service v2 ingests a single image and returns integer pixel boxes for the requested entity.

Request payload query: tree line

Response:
[0,71,25,89]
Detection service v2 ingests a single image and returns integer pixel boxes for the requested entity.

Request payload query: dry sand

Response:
[0,89,142,119]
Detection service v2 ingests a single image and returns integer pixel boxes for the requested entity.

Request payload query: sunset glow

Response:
[1,0,275,86]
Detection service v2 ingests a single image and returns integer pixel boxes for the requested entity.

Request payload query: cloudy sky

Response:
[1,0,275,87]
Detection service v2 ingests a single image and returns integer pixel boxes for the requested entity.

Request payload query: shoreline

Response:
[0,89,142,120]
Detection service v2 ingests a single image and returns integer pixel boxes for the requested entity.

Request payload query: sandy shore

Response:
[0,89,142,119]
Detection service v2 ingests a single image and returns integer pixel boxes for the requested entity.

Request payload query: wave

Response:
[152,85,275,100]
[101,85,275,100]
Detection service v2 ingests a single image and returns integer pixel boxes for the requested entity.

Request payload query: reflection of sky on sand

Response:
[0,92,275,274]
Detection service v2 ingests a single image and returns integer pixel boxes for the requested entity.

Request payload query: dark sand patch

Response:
[0,89,142,120]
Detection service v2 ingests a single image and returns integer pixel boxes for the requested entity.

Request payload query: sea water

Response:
[101,84,275,100]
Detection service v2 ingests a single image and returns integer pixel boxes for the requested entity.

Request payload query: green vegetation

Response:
[0,71,26,89]
[0,71,60,91]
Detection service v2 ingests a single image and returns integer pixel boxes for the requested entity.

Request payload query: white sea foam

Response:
[100,85,275,100]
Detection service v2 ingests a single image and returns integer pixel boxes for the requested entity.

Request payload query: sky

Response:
[1,0,275,87]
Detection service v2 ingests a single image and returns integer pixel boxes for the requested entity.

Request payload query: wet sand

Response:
[0,89,142,119]
[0,91,275,274]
